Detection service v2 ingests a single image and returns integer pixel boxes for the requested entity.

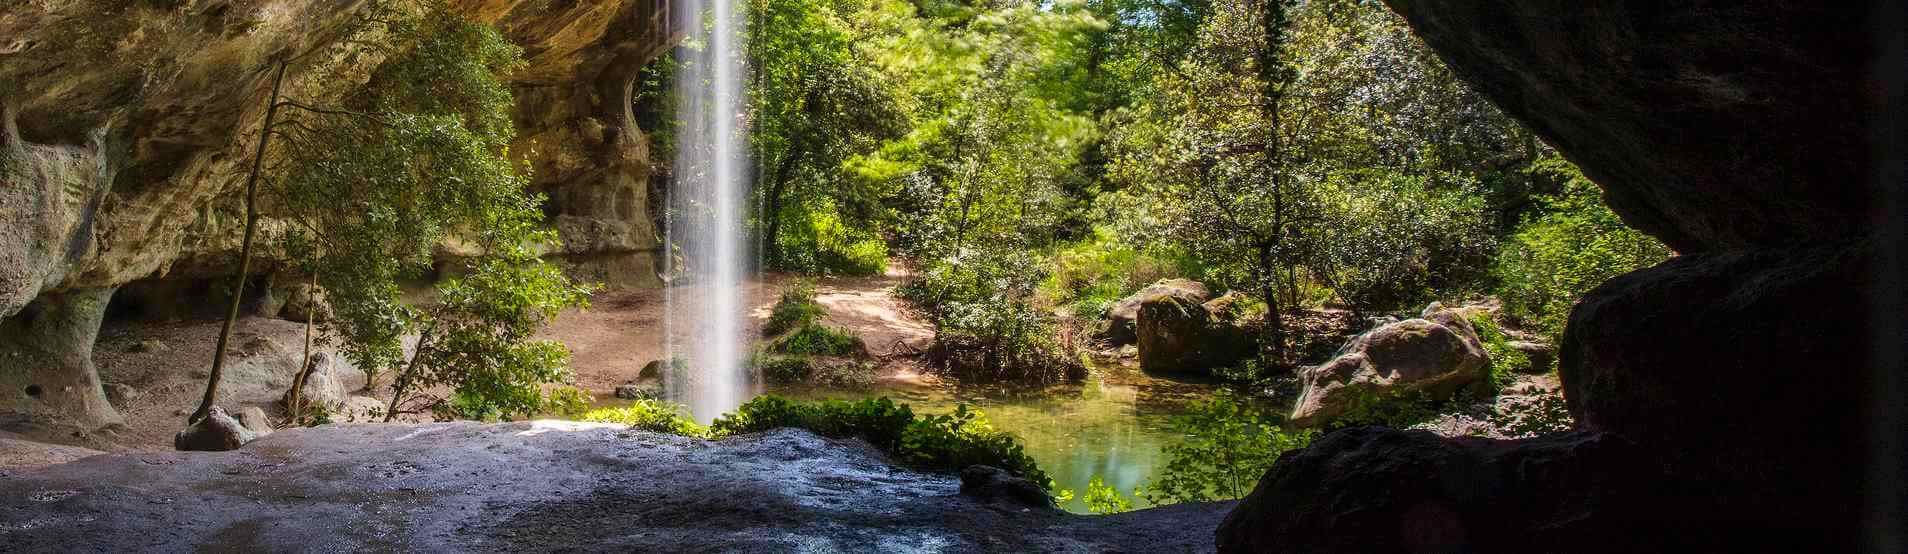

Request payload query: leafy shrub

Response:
[906,248,1085,384]
[1145,393,1314,504]
[748,354,875,388]
[774,199,888,275]
[1083,476,1134,514]
[1467,312,1530,396]
[1327,388,1444,431]
[764,280,827,337]
[772,323,865,357]
[581,399,706,436]
[1317,170,1500,314]
[1493,157,1672,340]
[709,396,1053,491]
[1042,227,1196,321]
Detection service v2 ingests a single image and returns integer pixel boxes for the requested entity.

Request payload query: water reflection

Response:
[775,364,1218,513]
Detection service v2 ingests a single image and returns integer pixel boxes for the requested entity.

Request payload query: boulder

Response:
[278,283,331,323]
[613,382,660,401]
[282,352,346,413]
[1506,340,1554,373]
[1559,244,1872,543]
[1288,304,1489,427]
[958,465,1054,510]
[235,406,274,437]
[1217,427,1683,552]
[1099,279,1209,346]
[1136,291,1256,375]
[173,406,256,452]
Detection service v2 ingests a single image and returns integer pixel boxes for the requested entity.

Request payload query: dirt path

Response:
[545,263,934,395]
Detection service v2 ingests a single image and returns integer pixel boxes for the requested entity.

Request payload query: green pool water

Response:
[770,364,1220,513]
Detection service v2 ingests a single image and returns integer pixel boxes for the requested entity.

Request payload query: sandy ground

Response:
[546,264,934,394]
[15,265,932,457]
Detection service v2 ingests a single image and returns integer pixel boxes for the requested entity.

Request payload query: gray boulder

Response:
[282,353,346,413]
[958,465,1053,509]
[173,406,257,452]
[278,283,331,323]
[1136,291,1256,375]
[1288,303,1490,426]
[1098,279,1209,346]
[236,406,274,437]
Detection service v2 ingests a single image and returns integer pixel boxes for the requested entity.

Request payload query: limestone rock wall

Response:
[0,0,679,317]
[0,0,680,430]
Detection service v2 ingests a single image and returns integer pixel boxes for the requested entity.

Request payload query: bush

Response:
[1493,157,1672,340]
[773,199,888,275]
[1316,170,1500,314]
[581,399,706,436]
[709,396,1053,491]
[748,354,875,388]
[1083,476,1134,514]
[771,323,865,357]
[1042,227,1196,321]
[1145,393,1314,504]
[906,248,1085,384]
[764,280,827,337]
[1467,312,1530,395]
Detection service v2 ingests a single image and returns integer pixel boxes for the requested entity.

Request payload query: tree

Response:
[747,0,907,272]
[264,4,591,422]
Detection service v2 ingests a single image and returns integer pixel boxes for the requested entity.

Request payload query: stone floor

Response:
[0,422,1230,552]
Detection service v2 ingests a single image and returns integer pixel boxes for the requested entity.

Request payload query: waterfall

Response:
[665,0,753,423]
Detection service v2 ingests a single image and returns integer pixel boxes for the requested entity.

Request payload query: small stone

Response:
[104,383,141,406]
[130,339,168,353]
[174,406,257,452]
[235,406,274,437]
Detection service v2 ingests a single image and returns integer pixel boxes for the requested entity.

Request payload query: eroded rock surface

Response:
[1100,279,1208,346]
[0,423,1232,552]
[0,0,683,431]
[1288,304,1488,427]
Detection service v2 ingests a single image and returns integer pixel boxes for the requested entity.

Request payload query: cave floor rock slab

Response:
[0,422,1228,552]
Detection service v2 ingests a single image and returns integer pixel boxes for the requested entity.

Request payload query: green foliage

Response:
[763,280,827,337]
[772,323,865,357]
[1493,156,1673,340]
[581,399,707,436]
[1043,227,1199,321]
[709,396,1053,491]
[903,248,1085,384]
[1083,476,1134,515]
[273,7,590,420]
[1468,312,1531,393]
[1328,389,1442,431]
[1145,393,1314,504]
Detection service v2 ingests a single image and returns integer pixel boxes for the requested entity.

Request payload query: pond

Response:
[771,363,1220,514]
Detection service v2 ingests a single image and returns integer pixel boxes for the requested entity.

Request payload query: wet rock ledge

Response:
[0,423,1229,552]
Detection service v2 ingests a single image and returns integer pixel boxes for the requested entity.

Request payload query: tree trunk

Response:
[1257,242,1285,359]
[285,275,317,423]
[192,59,288,424]
[762,141,805,268]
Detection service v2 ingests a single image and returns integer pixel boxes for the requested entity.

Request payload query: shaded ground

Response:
[0,421,1230,552]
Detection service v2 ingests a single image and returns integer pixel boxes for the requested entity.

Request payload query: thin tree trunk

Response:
[384,328,433,422]
[192,59,289,423]
[286,274,317,423]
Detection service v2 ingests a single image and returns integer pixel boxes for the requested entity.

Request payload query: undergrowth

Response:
[580,396,1053,492]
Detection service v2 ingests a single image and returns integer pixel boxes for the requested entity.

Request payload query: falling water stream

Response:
[665,0,752,423]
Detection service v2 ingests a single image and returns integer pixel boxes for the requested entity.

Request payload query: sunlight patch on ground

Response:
[513,420,626,437]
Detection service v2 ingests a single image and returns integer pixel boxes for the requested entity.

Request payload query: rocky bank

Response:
[0,422,1231,552]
